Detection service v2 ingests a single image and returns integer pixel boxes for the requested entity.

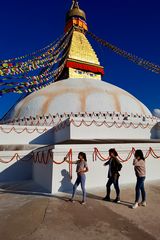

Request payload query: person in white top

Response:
[64,152,89,205]
[132,149,146,209]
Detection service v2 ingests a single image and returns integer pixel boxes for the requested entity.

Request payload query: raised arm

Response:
[64,157,77,164]
[103,159,110,166]
[133,158,137,166]
[133,158,144,166]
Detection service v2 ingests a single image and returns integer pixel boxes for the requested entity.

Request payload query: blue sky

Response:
[0,0,159,119]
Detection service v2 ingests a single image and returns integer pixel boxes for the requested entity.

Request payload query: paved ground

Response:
[0,181,160,240]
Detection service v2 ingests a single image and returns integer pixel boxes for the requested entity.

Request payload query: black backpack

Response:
[118,163,122,171]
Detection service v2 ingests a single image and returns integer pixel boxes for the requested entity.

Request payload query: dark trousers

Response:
[106,175,120,199]
[135,176,146,202]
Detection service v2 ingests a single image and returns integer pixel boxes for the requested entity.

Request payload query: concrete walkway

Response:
[0,181,160,240]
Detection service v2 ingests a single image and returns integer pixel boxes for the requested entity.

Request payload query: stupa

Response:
[0,0,160,194]
[4,1,151,125]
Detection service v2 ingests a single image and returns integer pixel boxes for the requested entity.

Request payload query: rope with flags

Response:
[1,42,69,86]
[0,28,73,95]
[88,31,160,74]
[0,29,72,77]
[0,29,71,68]
[0,35,63,64]
[0,61,67,94]
[1,26,159,97]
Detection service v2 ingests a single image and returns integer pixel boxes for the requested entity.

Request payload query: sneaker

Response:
[81,201,86,205]
[141,201,147,207]
[113,198,121,203]
[132,202,139,209]
[102,196,111,201]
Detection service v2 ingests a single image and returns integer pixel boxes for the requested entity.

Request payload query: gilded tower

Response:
[57,0,104,81]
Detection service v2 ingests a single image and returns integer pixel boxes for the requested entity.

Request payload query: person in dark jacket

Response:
[103,148,122,203]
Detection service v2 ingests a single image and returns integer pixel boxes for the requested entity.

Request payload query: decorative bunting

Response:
[0,28,72,95]
[0,28,73,77]
[88,31,160,74]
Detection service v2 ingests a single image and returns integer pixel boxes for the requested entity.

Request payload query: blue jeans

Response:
[106,175,120,199]
[72,174,86,201]
[135,176,146,202]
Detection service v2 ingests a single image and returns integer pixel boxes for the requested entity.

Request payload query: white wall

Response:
[53,119,70,143]
[152,123,160,139]
[70,121,151,140]
[0,150,32,182]
[32,146,54,193]
[0,125,53,145]
[32,142,160,194]
[53,117,153,143]
[1,142,160,193]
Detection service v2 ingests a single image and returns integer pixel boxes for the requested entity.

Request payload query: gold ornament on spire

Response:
[71,0,78,8]
[66,0,86,21]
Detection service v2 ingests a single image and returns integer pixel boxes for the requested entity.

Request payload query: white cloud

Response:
[153,109,160,118]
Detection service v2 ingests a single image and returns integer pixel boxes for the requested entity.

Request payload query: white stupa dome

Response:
[5,78,151,121]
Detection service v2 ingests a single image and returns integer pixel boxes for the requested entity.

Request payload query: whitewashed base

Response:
[33,142,160,194]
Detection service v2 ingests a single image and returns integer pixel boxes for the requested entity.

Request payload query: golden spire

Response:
[66,0,86,22]
[56,0,104,81]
